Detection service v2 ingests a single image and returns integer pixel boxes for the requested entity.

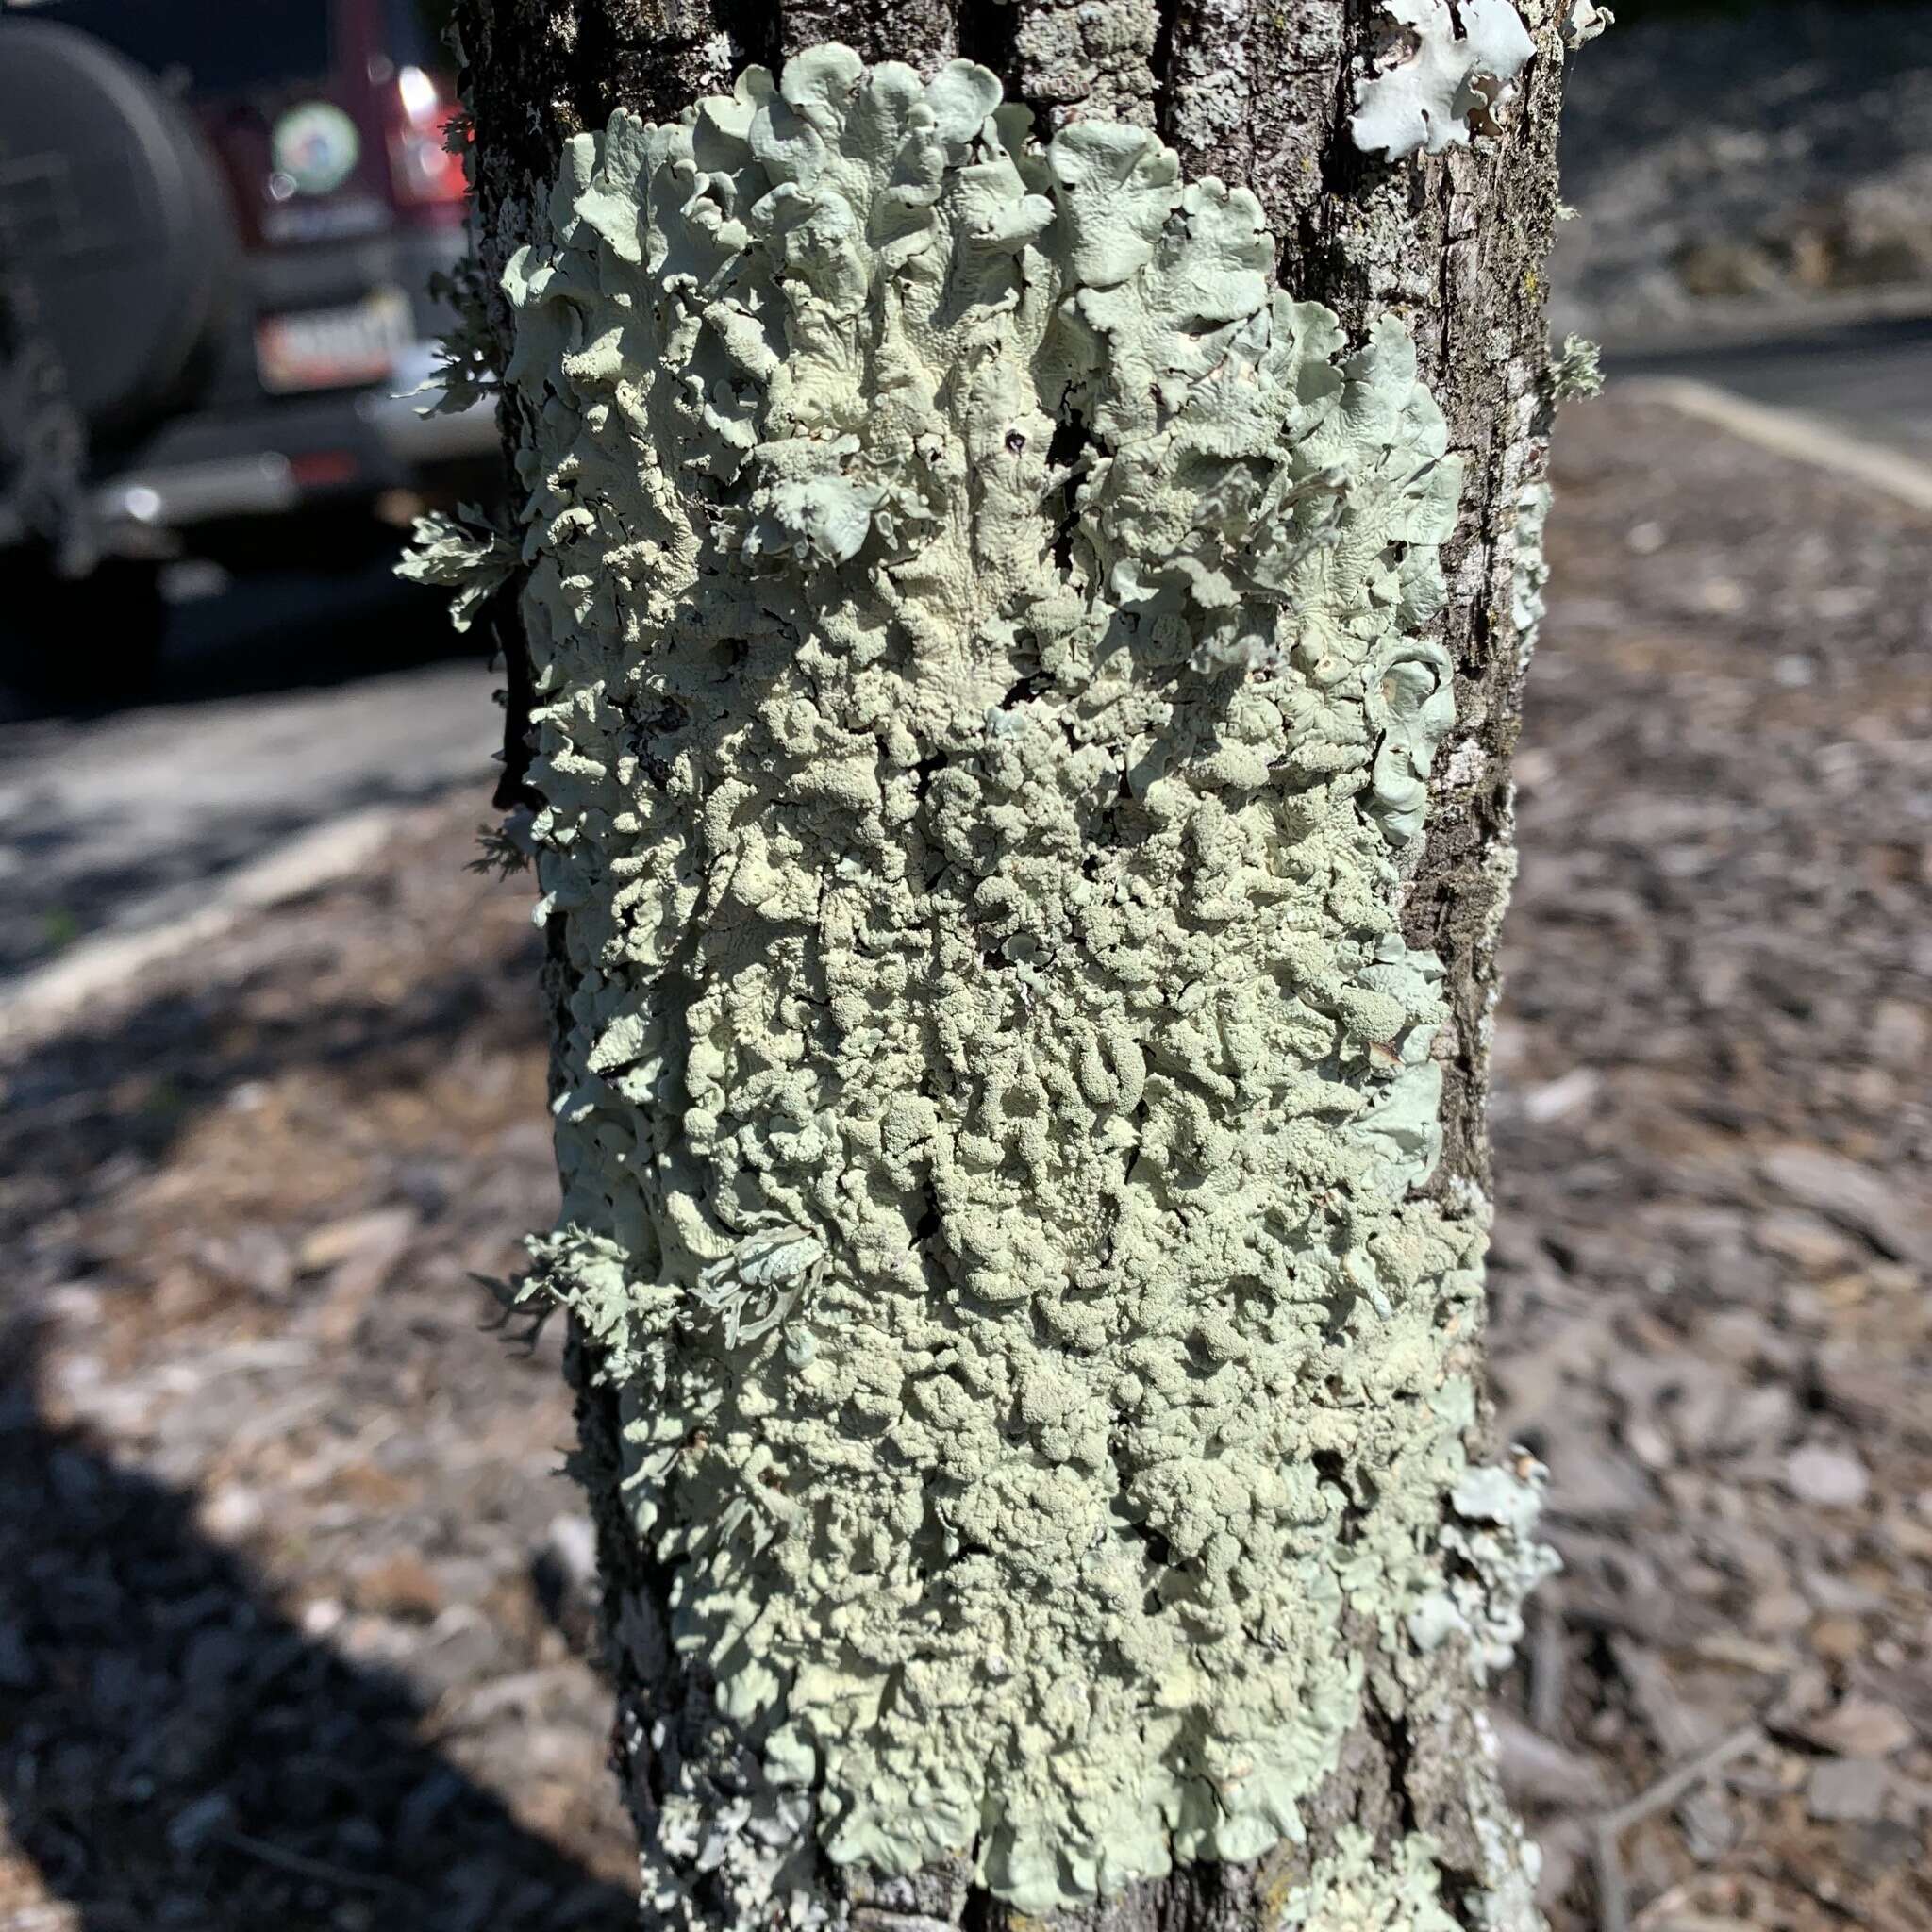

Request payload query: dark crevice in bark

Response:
[1147,0,1182,142]
[913,747,951,801]
[720,0,787,72]
[1045,408,1094,577]
[1362,1686,1420,1840]
[955,0,1018,82]
[485,569,541,811]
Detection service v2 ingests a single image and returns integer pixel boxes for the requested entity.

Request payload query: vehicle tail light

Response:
[290,449,360,489]
[385,64,465,208]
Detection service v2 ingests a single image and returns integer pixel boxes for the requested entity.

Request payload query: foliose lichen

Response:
[419,254,502,418]
[395,504,514,630]
[1405,1455,1560,1678]
[1277,1826,1461,1932]
[1351,0,1536,161]
[1559,0,1613,49]
[465,45,1543,1920]
[1511,478,1553,662]
[1546,332,1604,403]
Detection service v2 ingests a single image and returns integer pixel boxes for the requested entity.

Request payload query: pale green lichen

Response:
[1546,333,1603,403]
[1511,478,1553,660]
[1560,0,1613,49]
[1406,1455,1560,1678]
[492,46,1524,1920]
[1277,1826,1460,1932]
[395,503,513,630]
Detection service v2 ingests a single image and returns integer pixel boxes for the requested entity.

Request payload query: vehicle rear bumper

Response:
[91,349,498,537]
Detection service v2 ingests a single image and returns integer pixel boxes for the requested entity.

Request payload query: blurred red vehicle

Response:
[0,0,495,689]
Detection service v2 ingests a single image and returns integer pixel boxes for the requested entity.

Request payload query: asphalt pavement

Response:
[1,309,1927,1005]
[0,559,500,989]
[1604,310,1932,465]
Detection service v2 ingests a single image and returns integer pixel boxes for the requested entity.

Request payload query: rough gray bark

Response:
[449,4,1574,1926]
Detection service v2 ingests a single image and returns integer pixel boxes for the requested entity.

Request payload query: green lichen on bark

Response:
[1277,1827,1460,1931]
[396,505,515,630]
[465,43,1555,1923]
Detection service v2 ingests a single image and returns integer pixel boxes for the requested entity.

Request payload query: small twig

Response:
[1591,1721,1765,1932]
[216,1828,401,1894]
[1594,1818,1633,1932]
[1601,1720,1766,1838]
[1529,1577,1567,1737]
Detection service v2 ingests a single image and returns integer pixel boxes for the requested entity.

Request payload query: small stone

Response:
[166,1790,237,1854]
[1870,999,1928,1060]
[1694,1631,1795,1674]
[1754,1209,1857,1274]
[1759,1146,1922,1261]
[1522,1066,1601,1124]
[301,1596,344,1638]
[1802,1567,1885,1617]
[1624,1416,1674,1473]
[42,1279,105,1324]
[543,1510,599,1591]
[197,1225,296,1300]
[298,1206,420,1275]
[352,1551,444,1621]
[1809,1614,1867,1665]
[1887,1513,1932,1561]
[1692,575,1749,616]
[197,1483,263,1541]
[1798,1696,1915,1759]
[1783,1441,1871,1509]
[1841,1817,1920,1879]
[1807,1757,1891,1824]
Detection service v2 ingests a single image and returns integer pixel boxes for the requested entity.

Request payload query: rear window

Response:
[13,0,333,96]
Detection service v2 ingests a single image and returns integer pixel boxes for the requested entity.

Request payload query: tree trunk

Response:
[442,3,1583,1925]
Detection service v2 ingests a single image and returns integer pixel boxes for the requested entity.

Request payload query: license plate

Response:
[257,288,413,393]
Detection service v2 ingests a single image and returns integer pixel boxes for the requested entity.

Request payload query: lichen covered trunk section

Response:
[478,41,1564,1929]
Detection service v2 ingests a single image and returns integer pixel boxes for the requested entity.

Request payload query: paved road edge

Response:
[1,803,428,1052]
[1624,375,1932,517]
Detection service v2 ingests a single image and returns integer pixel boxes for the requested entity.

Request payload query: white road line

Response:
[1,803,416,1051]
[1624,375,1932,517]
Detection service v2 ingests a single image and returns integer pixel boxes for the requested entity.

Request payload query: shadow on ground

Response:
[0,560,476,724]
[3,945,542,1276]
[0,1316,632,1932]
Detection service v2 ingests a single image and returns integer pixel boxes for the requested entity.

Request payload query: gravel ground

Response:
[1554,3,1932,339]
[1,392,1928,1929]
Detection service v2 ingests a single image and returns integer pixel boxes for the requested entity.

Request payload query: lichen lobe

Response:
[1351,0,1537,161]
[492,44,1549,1924]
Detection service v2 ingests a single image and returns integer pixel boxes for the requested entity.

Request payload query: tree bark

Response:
[447,3,1577,1926]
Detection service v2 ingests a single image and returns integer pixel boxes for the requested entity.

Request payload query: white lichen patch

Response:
[1352,0,1537,161]
[486,45,1514,1919]
[1560,0,1613,49]
[1407,1456,1560,1678]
